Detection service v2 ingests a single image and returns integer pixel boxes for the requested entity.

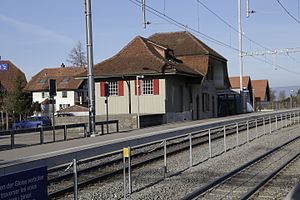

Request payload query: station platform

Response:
[0,118,220,172]
[0,110,289,175]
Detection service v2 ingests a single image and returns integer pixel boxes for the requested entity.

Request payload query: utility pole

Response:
[238,0,245,112]
[141,0,147,28]
[84,0,96,136]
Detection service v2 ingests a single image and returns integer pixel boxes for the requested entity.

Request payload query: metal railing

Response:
[0,120,119,149]
[53,110,300,199]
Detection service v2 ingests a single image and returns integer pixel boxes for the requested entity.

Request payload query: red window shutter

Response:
[153,79,159,95]
[100,82,105,96]
[134,80,141,95]
[118,80,124,96]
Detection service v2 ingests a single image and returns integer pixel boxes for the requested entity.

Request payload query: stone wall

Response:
[55,114,138,132]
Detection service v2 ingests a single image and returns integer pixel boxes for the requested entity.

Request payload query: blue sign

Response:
[0,63,8,71]
[0,166,48,200]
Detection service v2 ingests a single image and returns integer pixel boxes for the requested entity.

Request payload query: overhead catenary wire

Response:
[197,0,300,65]
[128,0,300,75]
[276,0,300,24]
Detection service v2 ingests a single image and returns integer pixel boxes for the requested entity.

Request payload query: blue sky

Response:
[1,0,300,87]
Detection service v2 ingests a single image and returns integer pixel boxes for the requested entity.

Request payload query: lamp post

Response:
[136,75,144,129]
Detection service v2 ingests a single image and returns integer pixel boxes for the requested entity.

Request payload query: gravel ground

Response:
[58,120,300,200]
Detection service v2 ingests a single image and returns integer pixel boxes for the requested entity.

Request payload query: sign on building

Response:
[0,166,48,200]
[0,63,8,71]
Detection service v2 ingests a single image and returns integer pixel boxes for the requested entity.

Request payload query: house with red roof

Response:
[25,65,88,114]
[251,80,271,111]
[0,60,27,95]
[229,76,254,113]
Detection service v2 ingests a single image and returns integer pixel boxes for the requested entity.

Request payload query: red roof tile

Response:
[252,80,270,101]
[148,31,227,60]
[88,36,203,78]
[229,76,251,90]
[25,67,86,92]
[0,60,27,93]
[58,104,88,112]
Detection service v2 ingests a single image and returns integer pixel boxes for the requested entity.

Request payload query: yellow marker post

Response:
[123,147,129,158]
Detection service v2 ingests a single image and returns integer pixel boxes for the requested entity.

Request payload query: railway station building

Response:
[83,31,233,124]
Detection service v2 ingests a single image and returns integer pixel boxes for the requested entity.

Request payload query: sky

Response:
[1,0,300,88]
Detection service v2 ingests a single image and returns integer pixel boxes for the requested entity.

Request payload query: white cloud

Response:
[0,14,74,44]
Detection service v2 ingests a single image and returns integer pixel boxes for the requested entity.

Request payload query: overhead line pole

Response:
[84,0,96,136]
[238,0,245,112]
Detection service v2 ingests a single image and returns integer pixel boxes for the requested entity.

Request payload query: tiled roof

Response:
[25,67,86,92]
[148,31,227,76]
[252,80,270,101]
[58,104,88,112]
[0,60,27,93]
[229,76,252,90]
[148,31,227,60]
[81,36,203,78]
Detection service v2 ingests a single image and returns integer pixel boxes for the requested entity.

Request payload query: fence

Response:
[0,120,119,150]
[54,110,300,199]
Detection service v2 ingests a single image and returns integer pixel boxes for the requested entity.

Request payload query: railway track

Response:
[47,115,294,199]
[181,134,300,200]
[249,152,300,199]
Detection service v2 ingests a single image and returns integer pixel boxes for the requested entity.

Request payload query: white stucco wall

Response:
[32,91,75,112]
[95,79,166,115]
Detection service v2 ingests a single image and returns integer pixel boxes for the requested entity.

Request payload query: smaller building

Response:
[0,60,27,95]
[229,76,254,113]
[25,66,88,115]
[56,104,88,116]
[0,60,27,129]
[251,80,271,111]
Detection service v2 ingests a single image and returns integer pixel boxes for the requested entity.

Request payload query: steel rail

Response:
[241,151,300,200]
[47,118,278,199]
[181,134,300,200]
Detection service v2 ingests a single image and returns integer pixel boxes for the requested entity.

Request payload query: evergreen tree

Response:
[12,75,31,119]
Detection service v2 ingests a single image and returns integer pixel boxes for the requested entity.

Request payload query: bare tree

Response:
[67,41,87,67]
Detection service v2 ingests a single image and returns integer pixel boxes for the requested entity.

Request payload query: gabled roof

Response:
[57,104,88,113]
[229,76,252,90]
[252,80,270,101]
[0,60,27,93]
[82,36,203,78]
[25,67,86,92]
[148,31,226,61]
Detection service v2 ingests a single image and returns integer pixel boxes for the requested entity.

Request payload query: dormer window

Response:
[62,77,70,83]
[38,79,46,84]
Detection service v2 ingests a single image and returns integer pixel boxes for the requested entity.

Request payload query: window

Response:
[62,91,68,98]
[38,79,46,84]
[100,81,123,97]
[109,81,118,96]
[42,92,48,98]
[142,79,153,95]
[61,77,70,83]
[202,93,210,112]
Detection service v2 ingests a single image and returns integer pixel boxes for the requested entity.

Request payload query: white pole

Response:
[208,129,212,158]
[223,125,227,152]
[238,0,244,112]
[141,0,146,28]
